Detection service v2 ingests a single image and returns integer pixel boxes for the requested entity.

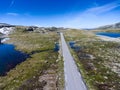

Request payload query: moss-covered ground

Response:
[63,30,120,90]
[0,28,64,90]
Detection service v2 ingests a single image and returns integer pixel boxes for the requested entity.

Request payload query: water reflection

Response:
[0,44,28,76]
[54,42,59,51]
[96,32,120,38]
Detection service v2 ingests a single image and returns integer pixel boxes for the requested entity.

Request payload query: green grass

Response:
[0,28,61,90]
[69,48,96,90]
[57,55,64,90]
[64,30,120,90]
[56,39,64,90]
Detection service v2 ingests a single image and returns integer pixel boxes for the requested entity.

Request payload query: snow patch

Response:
[1,38,10,43]
[0,27,14,35]
[97,35,120,42]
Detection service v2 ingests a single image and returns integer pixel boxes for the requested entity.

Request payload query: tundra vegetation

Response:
[63,30,120,90]
[0,27,64,90]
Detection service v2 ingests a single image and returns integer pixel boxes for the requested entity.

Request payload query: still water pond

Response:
[0,43,28,76]
[96,32,120,38]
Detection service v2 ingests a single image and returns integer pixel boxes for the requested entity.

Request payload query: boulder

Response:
[26,27,34,31]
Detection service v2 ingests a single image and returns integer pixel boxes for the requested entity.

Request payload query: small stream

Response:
[0,38,29,76]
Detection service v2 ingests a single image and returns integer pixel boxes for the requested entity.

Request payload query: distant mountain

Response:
[96,22,120,30]
[0,23,67,35]
[0,23,14,28]
[0,23,10,26]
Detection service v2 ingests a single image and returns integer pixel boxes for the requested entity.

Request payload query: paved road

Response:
[60,33,87,90]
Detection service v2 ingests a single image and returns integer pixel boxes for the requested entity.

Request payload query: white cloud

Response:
[85,1,120,14]
[64,1,120,28]
[7,13,19,16]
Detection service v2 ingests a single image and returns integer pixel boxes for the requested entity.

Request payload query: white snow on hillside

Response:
[0,27,14,35]
[97,35,120,42]
[1,38,10,43]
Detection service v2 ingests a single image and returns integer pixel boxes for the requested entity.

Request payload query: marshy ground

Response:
[0,27,64,90]
[63,29,120,90]
[0,27,120,90]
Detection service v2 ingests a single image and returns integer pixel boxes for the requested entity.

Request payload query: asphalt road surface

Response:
[60,33,87,90]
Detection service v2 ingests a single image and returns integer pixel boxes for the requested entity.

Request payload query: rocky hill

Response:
[97,22,120,30]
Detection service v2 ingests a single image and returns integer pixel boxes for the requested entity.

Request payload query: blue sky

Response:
[0,0,120,28]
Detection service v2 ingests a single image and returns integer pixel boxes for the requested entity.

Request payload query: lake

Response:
[0,43,28,76]
[96,32,120,38]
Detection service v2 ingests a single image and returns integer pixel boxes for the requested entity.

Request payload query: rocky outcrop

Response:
[0,27,14,35]
[26,27,34,31]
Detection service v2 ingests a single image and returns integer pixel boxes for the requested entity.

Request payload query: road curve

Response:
[60,33,87,90]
